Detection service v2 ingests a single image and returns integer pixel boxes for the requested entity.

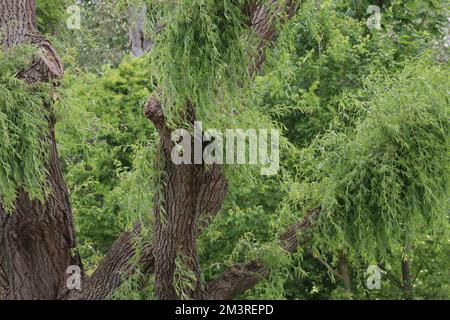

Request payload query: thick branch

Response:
[203,206,320,300]
[64,0,301,300]
[129,4,153,57]
[64,224,155,300]
[247,0,300,77]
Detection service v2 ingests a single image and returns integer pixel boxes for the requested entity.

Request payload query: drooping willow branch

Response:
[65,0,305,300]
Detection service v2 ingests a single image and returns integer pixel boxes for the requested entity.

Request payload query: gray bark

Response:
[129,4,153,57]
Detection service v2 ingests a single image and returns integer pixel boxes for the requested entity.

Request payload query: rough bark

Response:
[1,0,307,300]
[0,0,79,300]
[145,96,229,299]
[143,1,301,300]
[0,0,36,47]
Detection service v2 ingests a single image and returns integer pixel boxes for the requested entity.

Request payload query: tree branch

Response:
[203,206,321,300]
[314,254,343,280]
[247,0,301,77]
[64,224,155,300]
[65,0,303,300]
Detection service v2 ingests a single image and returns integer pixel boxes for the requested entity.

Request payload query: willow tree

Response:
[1,0,315,300]
[277,60,449,296]
[0,0,81,300]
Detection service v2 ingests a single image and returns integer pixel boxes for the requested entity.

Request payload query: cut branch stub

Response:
[18,35,64,83]
[144,94,169,136]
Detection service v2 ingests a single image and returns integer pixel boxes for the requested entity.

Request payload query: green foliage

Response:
[290,60,449,263]
[173,253,198,300]
[49,0,449,300]
[257,0,449,148]
[56,55,157,253]
[349,239,450,300]
[149,0,254,128]
[58,1,130,71]
[111,273,156,300]
[0,45,50,211]
[36,0,69,35]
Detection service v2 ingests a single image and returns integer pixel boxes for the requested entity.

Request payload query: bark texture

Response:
[0,0,78,300]
[145,98,228,299]
[1,0,311,301]
[142,1,301,300]
[64,224,155,300]
[0,0,36,47]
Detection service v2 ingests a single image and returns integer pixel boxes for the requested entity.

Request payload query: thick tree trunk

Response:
[144,0,300,300]
[1,0,306,300]
[145,98,228,300]
[0,0,80,300]
[153,156,203,299]
[0,0,35,47]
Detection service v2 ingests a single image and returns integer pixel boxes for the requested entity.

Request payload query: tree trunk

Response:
[129,4,153,57]
[401,257,412,299]
[0,0,80,300]
[144,98,228,300]
[338,254,351,294]
[1,0,306,301]
[153,123,204,299]
[153,160,204,299]
[144,1,300,300]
